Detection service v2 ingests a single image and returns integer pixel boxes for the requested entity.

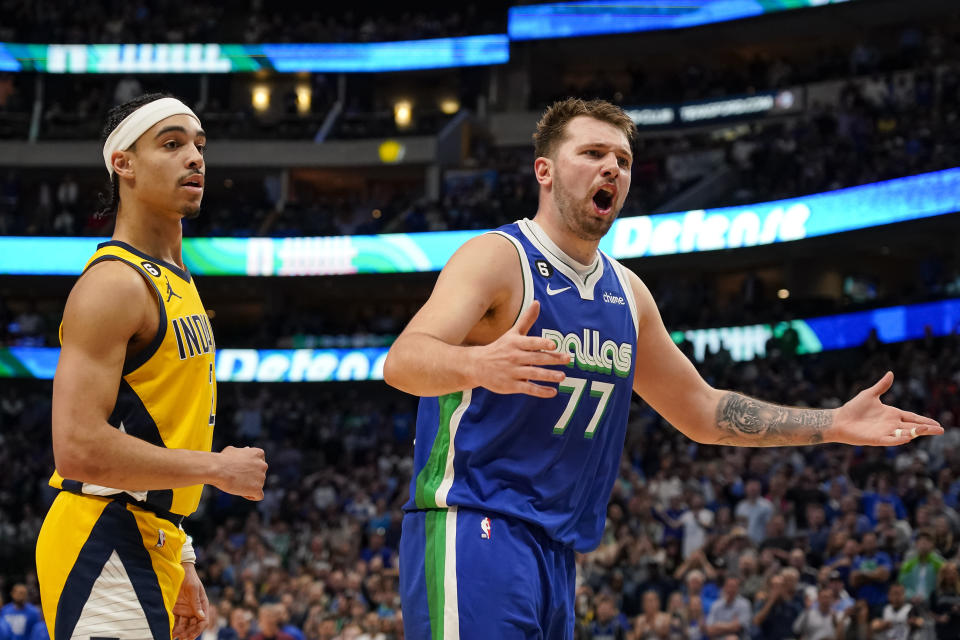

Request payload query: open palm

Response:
[833,372,943,446]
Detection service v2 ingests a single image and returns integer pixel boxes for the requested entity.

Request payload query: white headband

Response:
[102,97,202,177]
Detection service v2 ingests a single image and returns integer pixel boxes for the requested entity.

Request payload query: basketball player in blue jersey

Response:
[383,98,943,639]
[35,94,268,640]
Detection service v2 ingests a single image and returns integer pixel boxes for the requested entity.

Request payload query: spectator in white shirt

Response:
[871,583,924,640]
[792,586,840,640]
[705,576,751,640]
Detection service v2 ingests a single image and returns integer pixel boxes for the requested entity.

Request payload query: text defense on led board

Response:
[1,167,957,277]
[3,298,957,380]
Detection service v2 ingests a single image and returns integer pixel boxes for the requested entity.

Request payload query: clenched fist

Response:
[213,446,267,500]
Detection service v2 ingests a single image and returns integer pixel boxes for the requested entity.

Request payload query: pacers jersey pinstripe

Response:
[404,219,639,553]
[49,240,216,518]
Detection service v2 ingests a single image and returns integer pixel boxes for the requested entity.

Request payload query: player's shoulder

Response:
[444,228,524,273]
[64,258,155,324]
[73,258,155,299]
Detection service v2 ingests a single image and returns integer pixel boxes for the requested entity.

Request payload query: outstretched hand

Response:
[469,300,571,397]
[832,372,943,446]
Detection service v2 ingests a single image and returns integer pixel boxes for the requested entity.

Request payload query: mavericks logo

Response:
[541,328,632,377]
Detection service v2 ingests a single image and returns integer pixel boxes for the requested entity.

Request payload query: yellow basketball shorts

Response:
[36,492,186,640]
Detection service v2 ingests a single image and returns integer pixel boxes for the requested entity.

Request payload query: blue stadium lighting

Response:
[0,167,956,276]
[508,0,854,41]
[261,35,510,72]
[4,297,958,380]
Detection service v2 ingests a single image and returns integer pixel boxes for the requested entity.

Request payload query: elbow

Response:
[382,349,401,390]
[52,432,98,481]
[53,446,86,480]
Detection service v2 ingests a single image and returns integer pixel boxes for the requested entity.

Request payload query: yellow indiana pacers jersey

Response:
[49,240,216,517]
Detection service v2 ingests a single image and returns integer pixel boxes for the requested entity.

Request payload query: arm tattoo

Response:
[715,392,834,446]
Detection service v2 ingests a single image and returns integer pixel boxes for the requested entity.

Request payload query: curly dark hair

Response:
[97,92,174,217]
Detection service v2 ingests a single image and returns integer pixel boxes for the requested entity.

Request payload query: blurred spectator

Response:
[837,598,872,640]
[637,612,685,640]
[863,474,908,525]
[850,532,893,617]
[220,607,253,640]
[201,602,225,640]
[827,537,861,592]
[788,549,819,589]
[791,587,840,640]
[250,604,294,640]
[897,529,945,606]
[825,570,855,616]
[683,569,718,620]
[735,551,764,603]
[931,515,957,558]
[870,583,924,640]
[735,480,773,546]
[704,576,751,640]
[752,569,804,640]
[632,590,662,638]
[930,561,960,639]
[55,175,78,212]
[0,585,39,640]
[589,592,630,640]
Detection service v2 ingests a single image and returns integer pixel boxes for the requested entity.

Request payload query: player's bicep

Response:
[628,272,720,442]
[52,264,151,462]
[399,233,519,345]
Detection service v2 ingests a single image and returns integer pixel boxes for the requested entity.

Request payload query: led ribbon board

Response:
[0,37,510,73]
[4,298,958,380]
[508,0,854,40]
[1,167,957,276]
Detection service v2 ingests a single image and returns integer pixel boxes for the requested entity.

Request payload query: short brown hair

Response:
[533,98,637,159]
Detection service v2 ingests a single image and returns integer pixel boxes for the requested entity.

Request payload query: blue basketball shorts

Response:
[399,506,576,640]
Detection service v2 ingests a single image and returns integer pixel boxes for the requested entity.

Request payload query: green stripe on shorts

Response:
[425,509,447,640]
[414,392,462,508]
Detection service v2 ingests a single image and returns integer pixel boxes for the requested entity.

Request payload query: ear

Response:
[534,156,552,188]
[111,150,135,179]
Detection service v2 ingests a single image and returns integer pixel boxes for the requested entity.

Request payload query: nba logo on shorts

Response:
[156,529,165,549]
[480,517,492,540]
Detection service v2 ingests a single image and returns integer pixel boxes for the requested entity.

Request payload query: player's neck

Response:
[112,204,185,269]
[530,210,599,266]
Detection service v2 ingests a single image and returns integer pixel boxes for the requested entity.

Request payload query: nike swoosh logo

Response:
[546,285,570,296]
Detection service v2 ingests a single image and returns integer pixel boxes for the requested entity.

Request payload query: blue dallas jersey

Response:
[404,218,639,552]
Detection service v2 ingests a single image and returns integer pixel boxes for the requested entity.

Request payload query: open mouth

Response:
[592,186,615,214]
[181,176,204,192]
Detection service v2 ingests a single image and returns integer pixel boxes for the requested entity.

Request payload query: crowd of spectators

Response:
[1,319,960,639]
[717,63,960,210]
[538,21,960,110]
[0,0,507,45]
[3,49,960,242]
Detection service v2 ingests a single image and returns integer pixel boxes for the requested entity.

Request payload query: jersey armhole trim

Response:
[487,230,534,325]
[604,254,640,336]
[83,255,168,376]
[98,239,192,284]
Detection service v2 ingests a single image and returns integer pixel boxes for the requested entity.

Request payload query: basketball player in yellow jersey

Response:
[35,93,268,640]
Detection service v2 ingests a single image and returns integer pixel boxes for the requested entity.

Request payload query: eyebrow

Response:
[154,125,207,139]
